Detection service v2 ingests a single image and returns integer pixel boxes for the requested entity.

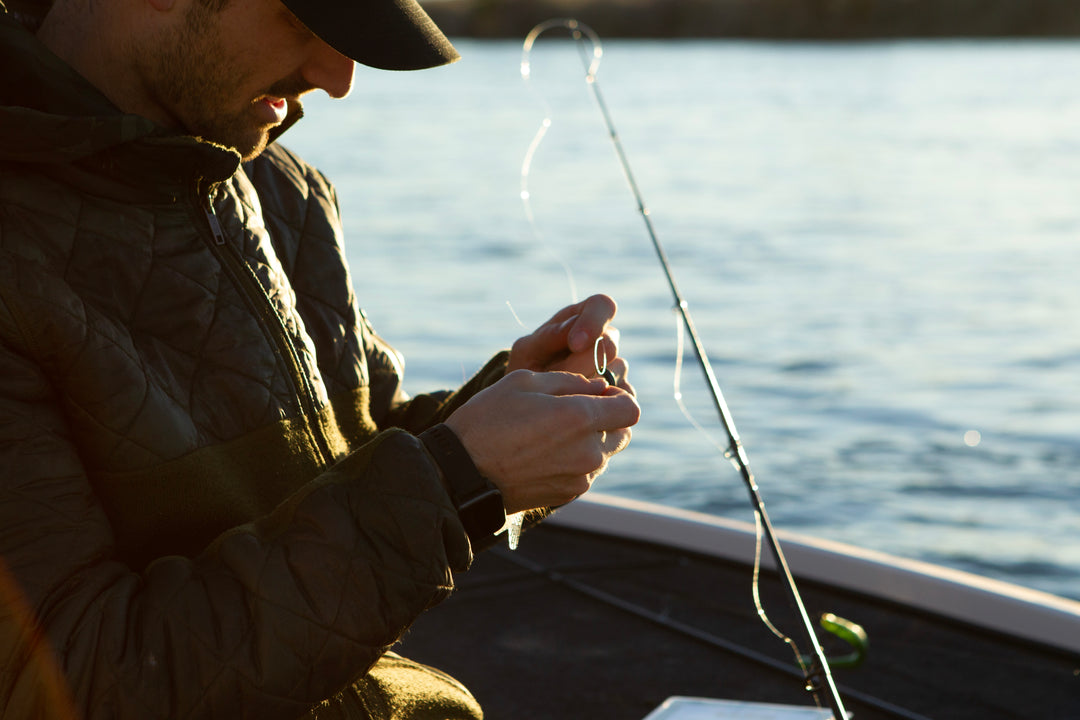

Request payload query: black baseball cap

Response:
[280,0,460,71]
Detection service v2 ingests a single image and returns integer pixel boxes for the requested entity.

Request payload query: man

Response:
[0,0,640,716]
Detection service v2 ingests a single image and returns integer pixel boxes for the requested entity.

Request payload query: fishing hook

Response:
[520,19,850,719]
[594,336,616,385]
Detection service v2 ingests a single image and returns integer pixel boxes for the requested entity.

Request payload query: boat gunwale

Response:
[547,492,1080,656]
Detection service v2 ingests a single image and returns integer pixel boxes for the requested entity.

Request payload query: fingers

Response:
[599,425,633,463]
[502,368,605,397]
[601,357,635,394]
[535,294,616,337]
[588,388,641,431]
[507,323,572,373]
[565,294,618,354]
[506,294,623,376]
[444,369,640,513]
[502,370,640,428]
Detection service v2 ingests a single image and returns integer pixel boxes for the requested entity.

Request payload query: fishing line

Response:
[503,300,527,330]
[507,21,606,549]
[519,19,849,719]
[504,299,528,549]
[752,509,810,676]
[672,313,729,456]
[674,311,795,664]
[519,21,588,305]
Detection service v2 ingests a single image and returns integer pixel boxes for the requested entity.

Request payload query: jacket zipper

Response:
[200,197,334,467]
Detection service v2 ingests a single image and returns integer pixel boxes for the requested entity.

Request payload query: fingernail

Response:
[557,315,578,332]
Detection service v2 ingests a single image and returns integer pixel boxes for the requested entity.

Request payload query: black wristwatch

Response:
[419,424,506,545]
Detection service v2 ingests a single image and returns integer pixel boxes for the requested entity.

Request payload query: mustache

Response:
[263,76,317,100]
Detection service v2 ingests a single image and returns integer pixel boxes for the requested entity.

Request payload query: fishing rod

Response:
[521,19,849,719]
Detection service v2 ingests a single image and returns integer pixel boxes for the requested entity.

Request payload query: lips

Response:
[256,96,289,125]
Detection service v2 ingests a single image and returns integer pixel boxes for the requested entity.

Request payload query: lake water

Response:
[286,38,1080,602]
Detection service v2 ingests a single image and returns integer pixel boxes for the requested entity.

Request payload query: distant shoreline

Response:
[424,0,1080,39]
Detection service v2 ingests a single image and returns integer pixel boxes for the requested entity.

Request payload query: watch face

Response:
[458,488,506,539]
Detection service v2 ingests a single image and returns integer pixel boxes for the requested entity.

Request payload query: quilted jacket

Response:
[0,3,507,718]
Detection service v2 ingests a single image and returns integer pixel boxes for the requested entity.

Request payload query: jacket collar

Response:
[0,3,303,202]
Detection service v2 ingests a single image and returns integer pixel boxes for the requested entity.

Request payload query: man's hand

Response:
[507,294,633,394]
[444,370,640,514]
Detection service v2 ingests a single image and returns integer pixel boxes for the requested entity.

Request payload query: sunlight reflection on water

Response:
[287,40,1080,600]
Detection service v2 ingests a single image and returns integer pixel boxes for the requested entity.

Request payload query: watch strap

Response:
[419,424,506,543]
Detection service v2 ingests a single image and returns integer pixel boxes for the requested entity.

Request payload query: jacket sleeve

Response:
[382,353,510,434]
[0,338,471,720]
[245,144,510,439]
[360,306,510,435]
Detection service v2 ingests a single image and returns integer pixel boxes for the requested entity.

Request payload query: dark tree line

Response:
[425,0,1080,39]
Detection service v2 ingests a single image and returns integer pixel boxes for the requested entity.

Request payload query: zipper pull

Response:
[204,203,226,246]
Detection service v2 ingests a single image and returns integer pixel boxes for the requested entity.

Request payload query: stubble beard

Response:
[144,2,274,161]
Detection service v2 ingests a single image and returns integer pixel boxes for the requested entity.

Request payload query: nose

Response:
[302,40,355,99]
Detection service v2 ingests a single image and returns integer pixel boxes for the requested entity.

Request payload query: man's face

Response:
[142,0,353,160]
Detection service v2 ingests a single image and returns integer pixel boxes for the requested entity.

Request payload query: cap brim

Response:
[280,0,459,71]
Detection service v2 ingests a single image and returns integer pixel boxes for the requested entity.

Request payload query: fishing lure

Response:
[505,510,524,550]
[518,19,850,719]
